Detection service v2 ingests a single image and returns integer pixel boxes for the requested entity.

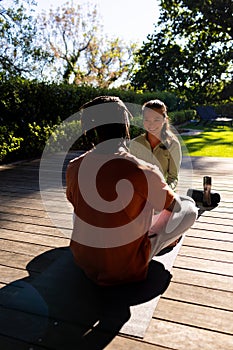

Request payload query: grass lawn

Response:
[179,124,233,158]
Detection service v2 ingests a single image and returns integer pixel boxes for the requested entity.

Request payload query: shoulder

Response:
[130,133,146,144]
[168,135,181,149]
[124,151,164,178]
[68,152,85,166]
[66,152,87,175]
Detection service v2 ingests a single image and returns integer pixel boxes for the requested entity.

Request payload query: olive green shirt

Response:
[129,133,182,190]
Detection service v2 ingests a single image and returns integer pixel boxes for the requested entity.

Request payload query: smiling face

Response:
[143,108,166,138]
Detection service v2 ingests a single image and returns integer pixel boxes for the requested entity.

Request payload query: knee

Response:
[185,201,198,224]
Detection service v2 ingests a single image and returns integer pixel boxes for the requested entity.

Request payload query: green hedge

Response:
[0,80,181,126]
[1,78,196,164]
[169,109,196,125]
[215,102,233,116]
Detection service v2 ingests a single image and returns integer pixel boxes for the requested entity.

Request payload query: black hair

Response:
[80,96,133,146]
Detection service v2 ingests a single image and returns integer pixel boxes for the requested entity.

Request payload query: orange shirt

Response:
[66,149,174,286]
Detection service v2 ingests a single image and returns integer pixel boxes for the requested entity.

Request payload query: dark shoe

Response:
[156,236,182,256]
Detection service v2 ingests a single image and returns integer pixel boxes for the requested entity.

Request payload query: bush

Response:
[169,109,196,125]
[0,78,186,163]
[137,91,179,111]
[0,126,23,163]
[215,102,233,116]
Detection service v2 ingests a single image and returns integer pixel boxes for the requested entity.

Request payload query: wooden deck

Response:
[0,155,233,349]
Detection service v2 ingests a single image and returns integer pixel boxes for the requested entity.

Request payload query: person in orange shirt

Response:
[66,96,197,286]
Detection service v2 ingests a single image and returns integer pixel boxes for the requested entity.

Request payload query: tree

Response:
[38,1,136,87]
[0,0,51,80]
[76,36,137,88]
[131,0,233,104]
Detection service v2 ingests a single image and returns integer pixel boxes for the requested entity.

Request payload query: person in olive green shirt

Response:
[129,99,182,190]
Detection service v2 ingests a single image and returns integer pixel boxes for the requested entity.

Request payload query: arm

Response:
[129,138,140,158]
[66,157,81,207]
[145,167,181,213]
[66,163,75,206]
[167,139,182,190]
[166,194,181,212]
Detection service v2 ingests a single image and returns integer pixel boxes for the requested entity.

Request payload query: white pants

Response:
[148,195,198,259]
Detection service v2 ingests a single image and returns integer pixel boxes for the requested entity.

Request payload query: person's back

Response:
[66,96,197,286]
[67,147,174,286]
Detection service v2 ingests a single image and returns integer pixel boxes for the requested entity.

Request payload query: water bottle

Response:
[203,176,212,206]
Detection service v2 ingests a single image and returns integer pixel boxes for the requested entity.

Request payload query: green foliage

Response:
[46,119,85,153]
[0,78,194,164]
[169,109,196,125]
[129,115,144,139]
[137,91,180,111]
[0,126,23,162]
[24,121,57,157]
[0,78,94,128]
[131,0,233,105]
[182,127,233,157]
[0,78,181,127]
[0,0,136,86]
[215,102,233,116]
[0,0,50,80]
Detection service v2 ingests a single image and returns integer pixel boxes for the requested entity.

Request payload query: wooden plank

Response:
[192,221,233,233]
[0,206,48,218]
[0,212,58,227]
[1,191,66,201]
[186,229,233,242]
[182,235,233,250]
[0,185,39,193]
[154,298,233,334]
[105,336,171,349]
[0,199,71,213]
[0,306,168,350]
[0,239,54,257]
[0,198,45,211]
[162,282,233,311]
[188,226,233,238]
[0,222,71,237]
[195,216,233,226]
[178,180,233,189]
[196,210,233,220]
[0,212,72,228]
[172,267,233,292]
[144,319,233,350]
[1,156,233,350]
[0,209,71,231]
[0,230,69,249]
[0,187,64,196]
[179,245,233,262]
[0,335,47,350]
[0,248,67,273]
[196,205,233,212]
[174,255,233,277]
[0,179,39,186]
[0,265,31,284]
[177,181,233,189]
[177,183,233,191]
[0,205,67,219]
[0,187,67,198]
[0,250,34,270]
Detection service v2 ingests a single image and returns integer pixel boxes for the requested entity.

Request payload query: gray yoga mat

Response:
[0,241,182,348]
